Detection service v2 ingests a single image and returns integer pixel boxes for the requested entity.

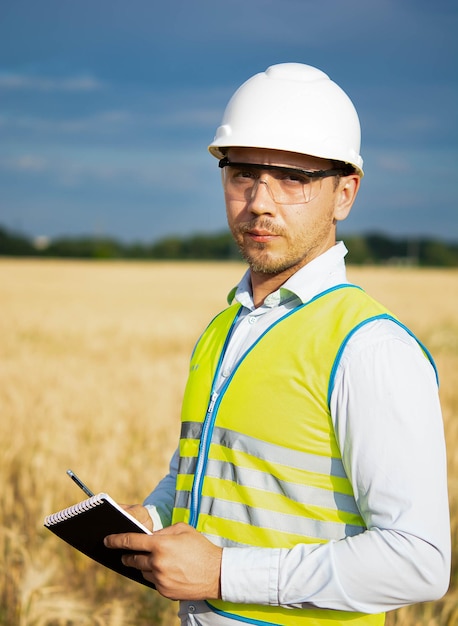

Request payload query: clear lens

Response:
[222,163,324,205]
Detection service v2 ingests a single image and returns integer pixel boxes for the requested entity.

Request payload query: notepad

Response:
[44,492,156,589]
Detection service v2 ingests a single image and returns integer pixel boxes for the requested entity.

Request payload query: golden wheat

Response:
[1,259,456,626]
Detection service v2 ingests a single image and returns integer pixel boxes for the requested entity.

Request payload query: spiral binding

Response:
[44,494,104,526]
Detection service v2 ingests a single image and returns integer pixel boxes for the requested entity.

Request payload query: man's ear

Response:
[334,175,361,222]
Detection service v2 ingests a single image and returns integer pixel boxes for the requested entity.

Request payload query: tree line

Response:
[1,224,457,266]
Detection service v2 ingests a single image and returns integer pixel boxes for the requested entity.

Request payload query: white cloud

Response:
[374,153,412,173]
[0,146,211,192]
[158,107,222,128]
[15,155,48,172]
[0,110,133,134]
[0,102,219,139]
[0,73,104,92]
[0,154,48,172]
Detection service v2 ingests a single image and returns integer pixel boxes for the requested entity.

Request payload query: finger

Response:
[121,552,136,568]
[154,522,191,536]
[121,552,151,571]
[120,504,154,531]
[104,532,154,551]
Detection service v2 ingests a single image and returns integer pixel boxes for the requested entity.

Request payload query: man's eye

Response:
[281,173,311,185]
[233,169,256,180]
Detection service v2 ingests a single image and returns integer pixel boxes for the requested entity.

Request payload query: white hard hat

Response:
[209,63,364,176]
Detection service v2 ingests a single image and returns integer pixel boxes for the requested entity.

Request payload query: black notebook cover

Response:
[44,492,156,589]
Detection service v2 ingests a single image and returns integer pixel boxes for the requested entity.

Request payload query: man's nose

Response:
[248,178,277,215]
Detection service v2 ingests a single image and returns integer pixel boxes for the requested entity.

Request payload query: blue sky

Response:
[1,0,457,244]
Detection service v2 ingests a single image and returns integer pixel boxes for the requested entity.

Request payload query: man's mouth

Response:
[238,220,283,242]
[246,229,279,243]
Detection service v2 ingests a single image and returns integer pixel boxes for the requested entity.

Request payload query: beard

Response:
[231,218,309,275]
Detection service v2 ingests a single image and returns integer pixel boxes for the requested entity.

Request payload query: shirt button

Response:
[188,604,196,613]
[248,316,257,324]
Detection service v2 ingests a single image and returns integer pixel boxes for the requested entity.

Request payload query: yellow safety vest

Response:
[173,284,435,626]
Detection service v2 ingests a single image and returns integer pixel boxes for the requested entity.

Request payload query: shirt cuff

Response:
[221,547,282,605]
[144,504,164,531]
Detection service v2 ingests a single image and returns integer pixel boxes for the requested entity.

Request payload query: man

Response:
[105,63,450,625]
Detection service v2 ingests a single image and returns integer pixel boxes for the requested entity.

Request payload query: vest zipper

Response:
[189,390,219,527]
[187,307,244,528]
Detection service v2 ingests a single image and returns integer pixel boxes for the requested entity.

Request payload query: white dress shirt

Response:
[144,242,450,625]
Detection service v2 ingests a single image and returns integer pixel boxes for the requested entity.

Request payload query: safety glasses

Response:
[219,157,348,205]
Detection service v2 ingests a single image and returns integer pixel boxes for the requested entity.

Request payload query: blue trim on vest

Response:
[327,314,439,408]
[231,284,362,361]
[305,282,364,304]
[189,307,243,527]
[206,601,279,625]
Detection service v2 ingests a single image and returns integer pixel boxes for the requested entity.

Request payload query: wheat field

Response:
[1,259,457,626]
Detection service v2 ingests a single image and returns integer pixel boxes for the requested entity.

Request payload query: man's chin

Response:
[244,253,294,275]
[236,239,294,274]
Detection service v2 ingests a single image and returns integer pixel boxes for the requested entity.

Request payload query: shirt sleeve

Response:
[221,320,450,612]
[143,448,179,529]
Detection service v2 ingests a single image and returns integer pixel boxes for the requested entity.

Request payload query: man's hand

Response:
[120,504,154,532]
[104,522,222,601]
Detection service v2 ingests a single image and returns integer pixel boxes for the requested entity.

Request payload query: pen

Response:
[67,469,95,497]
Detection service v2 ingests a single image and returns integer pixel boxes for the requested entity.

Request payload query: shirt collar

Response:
[227,241,349,310]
